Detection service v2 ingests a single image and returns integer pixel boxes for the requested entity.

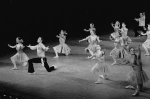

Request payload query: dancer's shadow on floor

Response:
[105,79,150,94]
[142,87,150,94]
[0,62,12,67]
[104,79,129,89]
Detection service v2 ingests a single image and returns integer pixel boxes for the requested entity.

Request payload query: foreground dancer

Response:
[141,24,150,56]
[53,30,71,58]
[8,37,29,70]
[91,45,109,84]
[126,45,149,96]
[79,23,101,58]
[27,37,56,74]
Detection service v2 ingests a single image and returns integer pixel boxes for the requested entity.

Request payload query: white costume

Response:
[11,43,29,66]
[142,31,150,48]
[53,34,71,55]
[29,43,48,57]
[85,35,100,53]
[139,15,145,27]
[92,50,109,74]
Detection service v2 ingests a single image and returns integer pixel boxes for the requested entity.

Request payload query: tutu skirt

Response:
[85,44,97,53]
[11,52,29,66]
[143,39,150,48]
[126,69,149,84]
[92,62,109,75]
[53,44,71,55]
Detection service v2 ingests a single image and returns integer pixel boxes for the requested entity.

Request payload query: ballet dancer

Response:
[135,12,146,36]
[111,21,120,33]
[27,37,56,74]
[141,24,150,56]
[126,45,149,96]
[120,23,132,50]
[8,37,29,70]
[91,45,109,84]
[79,23,101,58]
[53,30,71,58]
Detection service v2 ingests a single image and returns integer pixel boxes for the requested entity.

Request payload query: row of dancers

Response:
[8,22,150,96]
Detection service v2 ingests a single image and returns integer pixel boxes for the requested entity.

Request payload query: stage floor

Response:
[0,36,150,99]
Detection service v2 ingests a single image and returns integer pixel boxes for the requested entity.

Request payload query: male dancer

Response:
[27,37,56,74]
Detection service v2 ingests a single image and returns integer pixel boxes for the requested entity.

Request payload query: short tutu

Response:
[53,44,71,55]
[126,69,149,84]
[92,62,110,75]
[11,52,29,66]
[143,39,150,48]
[85,44,97,53]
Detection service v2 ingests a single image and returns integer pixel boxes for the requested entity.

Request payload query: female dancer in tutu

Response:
[120,23,132,50]
[111,21,120,33]
[79,23,101,59]
[53,30,71,58]
[141,24,150,56]
[8,37,29,70]
[110,21,123,65]
[110,21,121,43]
[91,45,109,84]
[126,45,149,96]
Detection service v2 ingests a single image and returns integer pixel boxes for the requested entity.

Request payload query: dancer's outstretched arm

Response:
[27,45,37,50]
[79,37,88,43]
[8,44,16,48]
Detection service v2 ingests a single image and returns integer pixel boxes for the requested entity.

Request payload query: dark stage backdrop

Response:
[0,1,149,55]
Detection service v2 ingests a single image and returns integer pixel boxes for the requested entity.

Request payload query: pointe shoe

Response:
[132,91,139,96]
[95,79,102,84]
[12,67,17,70]
[54,56,59,58]
[145,54,150,56]
[87,56,92,59]
[99,75,105,79]
[111,62,117,65]
[92,57,96,59]
[125,85,135,89]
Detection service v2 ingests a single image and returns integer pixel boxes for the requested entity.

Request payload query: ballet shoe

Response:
[125,85,135,89]
[95,79,102,84]
[22,62,27,66]
[54,56,59,58]
[12,67,17,70]
[145,54,150,56]
[92,57,96,59]
[99,75,106,79]
[111,62,117,65]
[132,91,139,96]
[87,56,93,59]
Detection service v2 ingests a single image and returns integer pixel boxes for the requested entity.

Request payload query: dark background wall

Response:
[1,1,149,54]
